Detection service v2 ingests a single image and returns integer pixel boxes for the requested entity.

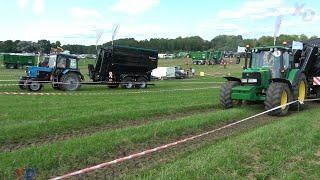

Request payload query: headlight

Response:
[248,79,258,83]
[241,79,248,83]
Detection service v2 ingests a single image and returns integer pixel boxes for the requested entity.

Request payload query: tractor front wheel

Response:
[18,77,27,90]
[265,82,292,116]
[27,80,43,92]
[60,73,81,91]
[220,81,240,109]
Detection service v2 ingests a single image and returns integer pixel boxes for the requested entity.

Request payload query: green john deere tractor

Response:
[220,46,308,116]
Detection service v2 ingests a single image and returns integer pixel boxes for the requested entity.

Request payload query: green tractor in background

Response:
[220,45,314,116]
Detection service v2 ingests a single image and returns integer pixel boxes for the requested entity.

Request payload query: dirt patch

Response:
[0,108,216,152]
[58,110,284,180]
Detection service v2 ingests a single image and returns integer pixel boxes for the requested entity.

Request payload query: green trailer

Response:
[0,54,3,63]
[210,51,223,64]
[176,52,189,59]
[191,51,210,65]
[3,54,37,69]
[191,51,223,65]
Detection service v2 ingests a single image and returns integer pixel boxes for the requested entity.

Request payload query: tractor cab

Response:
[26,54,80,79]
[21,53,83,92]
[249,46,291,78]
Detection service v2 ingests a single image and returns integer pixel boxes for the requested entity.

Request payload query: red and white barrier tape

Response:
[0,87,219,96]
[50,99,309,180]
[0,79,224,84]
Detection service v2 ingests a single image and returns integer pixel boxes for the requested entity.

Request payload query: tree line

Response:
[0,34,318,54]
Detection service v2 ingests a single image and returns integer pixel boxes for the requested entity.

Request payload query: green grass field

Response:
[0,58,319,179]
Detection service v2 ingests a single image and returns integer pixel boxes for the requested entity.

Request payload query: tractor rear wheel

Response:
[27,80,43,92]
[220,81,240,109]
[135,77,147,89]
[291,73,307,111]
[121,77,134,89]
[60,73,81,91]
[265,82,292,116]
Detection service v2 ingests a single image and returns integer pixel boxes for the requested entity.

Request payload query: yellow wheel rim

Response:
[280,91,288,110]
[298,81,306,103]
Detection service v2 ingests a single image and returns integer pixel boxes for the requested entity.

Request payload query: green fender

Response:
[287,69,300,85]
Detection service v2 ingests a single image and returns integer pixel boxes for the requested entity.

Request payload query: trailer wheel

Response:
[16,64,23,69]
[220,81,241,109]
[265,82,293,116]
[60,73,81,91]
[135,77,147,89]
[7,64,15,69]
[107,83,119,89]
[27,80,43,92]
[121,77,134,89]
[18,78,27,90]
[290,73,307,111]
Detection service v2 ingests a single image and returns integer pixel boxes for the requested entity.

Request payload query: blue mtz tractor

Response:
[19,53,84,92]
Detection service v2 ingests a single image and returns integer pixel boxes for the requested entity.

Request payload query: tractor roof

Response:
[55,53,79,59]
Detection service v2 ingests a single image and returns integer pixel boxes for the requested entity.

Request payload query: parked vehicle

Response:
[191,51,223,65]
[152,67,176,79]
[3,54,36,69]
[175,66,187,79]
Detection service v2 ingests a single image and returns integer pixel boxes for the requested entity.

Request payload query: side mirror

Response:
[236,57,241,64]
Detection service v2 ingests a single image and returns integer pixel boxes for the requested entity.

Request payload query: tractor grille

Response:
[242,72,262,85]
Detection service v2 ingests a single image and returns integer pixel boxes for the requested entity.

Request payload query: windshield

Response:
[48,55,57,68]
[251,51,285,78]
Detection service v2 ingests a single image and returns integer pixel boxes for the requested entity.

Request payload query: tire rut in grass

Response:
[0,108,216,152]
[72,106,311,180]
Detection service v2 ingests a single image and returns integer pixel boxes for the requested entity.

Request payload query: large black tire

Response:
[316,88,320,103]
[18,77,27,90]
[265,82,293,116]
[27,80,43,92]
[60,73,81,91]
[220,81,240,109]
[135,77,148,89]
[120,77,134,89]
[290,73,307,111]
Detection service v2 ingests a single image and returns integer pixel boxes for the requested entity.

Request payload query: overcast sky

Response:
[0,0,319,45]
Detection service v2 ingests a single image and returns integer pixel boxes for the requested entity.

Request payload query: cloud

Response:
[218,0,294,20]
[17,0,29,9]
[110,0,160,14]
[19,21,113,45]
[71,7,102,19]
[32,0,44,14]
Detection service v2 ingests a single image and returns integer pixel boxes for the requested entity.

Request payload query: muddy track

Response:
[0,107,217,152]
[64,104,316,180]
